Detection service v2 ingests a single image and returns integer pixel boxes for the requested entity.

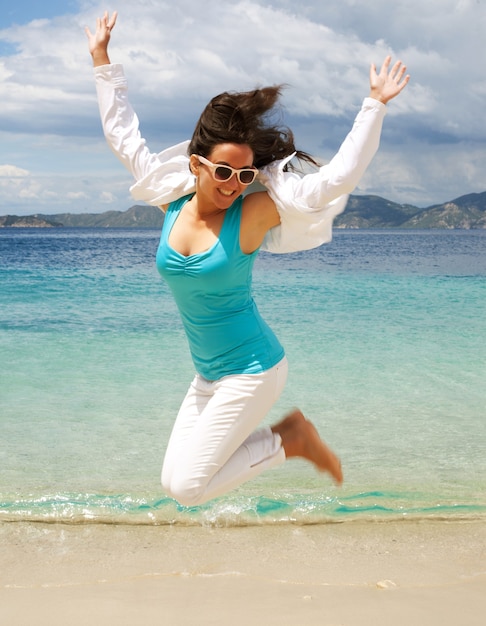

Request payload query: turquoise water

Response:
[1,228,485,525]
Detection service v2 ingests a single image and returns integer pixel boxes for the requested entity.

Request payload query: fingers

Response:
[396,64,407,80]
[390,62,410,91]
[108,11,118,29]
[390,60,407,80]
[379,55,392,75]
[397,72,411,92]
[378,56,406,78]
[101,11,117,32]
[379,56,410,87]
[85,12,117,47]
[89,11,117,34]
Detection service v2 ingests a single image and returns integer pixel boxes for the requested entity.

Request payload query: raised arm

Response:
[260,57,410,253]
[85,13,196,205]
[261,57,410,212]
[86,11,154,182]
[318,56,409,197]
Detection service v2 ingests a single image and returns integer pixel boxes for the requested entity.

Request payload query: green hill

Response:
[2,191,486,229]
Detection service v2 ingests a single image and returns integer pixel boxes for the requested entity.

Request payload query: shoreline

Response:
[2,519,485,626]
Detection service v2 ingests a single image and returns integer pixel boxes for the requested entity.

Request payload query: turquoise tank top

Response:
[156,194,285,380]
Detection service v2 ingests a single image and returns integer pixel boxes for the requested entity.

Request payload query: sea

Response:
[1,227,485,527]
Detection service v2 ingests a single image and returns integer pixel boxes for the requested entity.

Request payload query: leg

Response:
[271,410,343,485]
[161,358,288,506]
[161,374,208,493]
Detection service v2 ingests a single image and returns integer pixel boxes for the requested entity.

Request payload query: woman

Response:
[86,12,409,506]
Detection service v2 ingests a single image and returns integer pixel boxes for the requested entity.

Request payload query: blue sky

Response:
[0,1,80,27]
[0,0,485,215]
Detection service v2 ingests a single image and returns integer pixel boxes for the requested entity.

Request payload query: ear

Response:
[189,154,199,176]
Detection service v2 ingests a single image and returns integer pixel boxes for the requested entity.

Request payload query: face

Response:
[191,143,255,210]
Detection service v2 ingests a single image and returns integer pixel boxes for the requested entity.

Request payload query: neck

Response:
[187,194,227,221]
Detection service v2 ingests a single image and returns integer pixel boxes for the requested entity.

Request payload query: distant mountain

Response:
[400,192,486,229]
[0,214,63,228]
[1,191,486,229]
[36,205,165,228]
[334,191,486,229]
[0,205,164,229]
[334,195,419,228]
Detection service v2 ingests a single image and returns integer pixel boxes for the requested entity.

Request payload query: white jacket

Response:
[94,64,386,253]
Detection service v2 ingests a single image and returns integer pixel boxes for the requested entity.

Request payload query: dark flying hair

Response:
[188,85,318,170]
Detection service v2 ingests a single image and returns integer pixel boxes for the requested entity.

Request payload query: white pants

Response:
[161,357,288,506]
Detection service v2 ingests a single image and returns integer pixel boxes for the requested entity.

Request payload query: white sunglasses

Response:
[195,155,258,186]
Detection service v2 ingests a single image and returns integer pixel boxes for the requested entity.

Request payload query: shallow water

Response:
[1,228,485,525]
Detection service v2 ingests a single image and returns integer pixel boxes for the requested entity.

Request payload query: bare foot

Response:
[271,410,343,485]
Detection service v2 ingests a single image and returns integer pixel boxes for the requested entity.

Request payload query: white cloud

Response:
[66,191,90,200]
[100,191,116,203]
[0,164,30,177]
[0,0,485,213]
[0,165,132,214]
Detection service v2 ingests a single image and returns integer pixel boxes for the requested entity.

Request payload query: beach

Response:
[2,520,485,625]
[1,228,485,624]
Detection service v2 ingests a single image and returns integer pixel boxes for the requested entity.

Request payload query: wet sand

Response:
[1,520,485,625]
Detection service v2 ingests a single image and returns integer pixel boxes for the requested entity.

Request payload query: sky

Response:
[0,0,485,216]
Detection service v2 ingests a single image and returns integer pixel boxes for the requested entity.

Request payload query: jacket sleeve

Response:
[93,63,196,206]
[259,97,387,253]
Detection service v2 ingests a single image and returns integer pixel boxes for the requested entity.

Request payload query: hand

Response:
[85,11,118,67]
[369,56,410,104]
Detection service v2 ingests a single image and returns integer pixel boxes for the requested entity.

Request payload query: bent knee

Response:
[162,472,209,508]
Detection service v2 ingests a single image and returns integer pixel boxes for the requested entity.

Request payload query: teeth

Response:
[219,189,233,196]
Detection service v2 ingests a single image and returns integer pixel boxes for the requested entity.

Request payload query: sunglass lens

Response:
[240,170,256,184]
[214,166,232,181]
